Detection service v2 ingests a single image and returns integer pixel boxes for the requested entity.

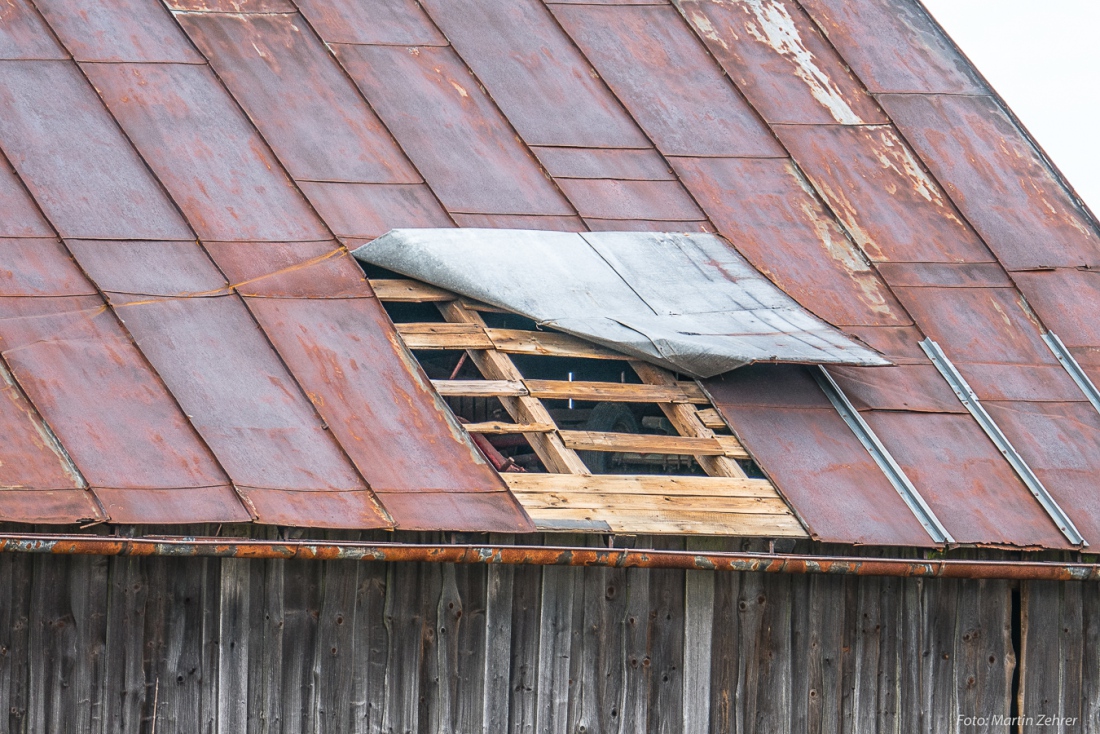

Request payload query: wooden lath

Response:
[370,278,806,537]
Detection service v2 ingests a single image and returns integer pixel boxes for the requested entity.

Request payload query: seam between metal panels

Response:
[1043,331,1100,416]
[813,366,952,544]
[920,338,1086,546]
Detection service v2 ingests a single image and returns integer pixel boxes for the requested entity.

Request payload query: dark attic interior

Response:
[0,0,1099,731]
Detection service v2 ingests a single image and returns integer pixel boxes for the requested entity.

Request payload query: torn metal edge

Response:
[813,365,953,545]
[920,338,1086,547]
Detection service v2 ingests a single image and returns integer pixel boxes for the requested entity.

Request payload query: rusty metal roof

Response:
[0,0,1099,546]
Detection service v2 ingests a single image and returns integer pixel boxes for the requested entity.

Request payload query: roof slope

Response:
[0,0,1098,545]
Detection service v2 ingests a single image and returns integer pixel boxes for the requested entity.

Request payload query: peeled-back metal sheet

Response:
[334,44,575,217]
[879,93,1100,270]
[0,0,68,59]
[82,62,330,243]
[704,365,936,546]
[553,3,785,157]
[245,296,534,532]
[673,0,887,125]
[0,60,193,240]
[178,12,421,185]
[356,229,888,377]
[298,182,453,240]
[796,0,986,94]
[295,0,448,46]
[419,0,650,148]
[34,0,204,63]
[773,124,995,264]
[671,156,911,328]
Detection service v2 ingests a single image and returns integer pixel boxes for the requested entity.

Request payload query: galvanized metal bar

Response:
[920,338,1086,546]
[0,533,1097,580]
[1043,331,1100,416]
[813,366,954,544]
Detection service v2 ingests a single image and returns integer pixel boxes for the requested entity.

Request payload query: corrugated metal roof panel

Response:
[0,60,193,240]
[179,12,421,184]
[35,0,204,63]
[704,365,936,547]
[879,93,1100,270]
[298,182,452,240]
[671,156,911,328]
[797,0,986,94]
[245,296,533,532]
[420,0,650,149]
[674,0,887,125]
[0,0,68,60]
[82,62,331,242]
[773,123,995,264]
[553,3,785,157]
[294,0,447,46]
[334,44,574,216]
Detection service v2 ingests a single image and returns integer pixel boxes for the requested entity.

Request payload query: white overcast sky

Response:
[919,0,1100,214]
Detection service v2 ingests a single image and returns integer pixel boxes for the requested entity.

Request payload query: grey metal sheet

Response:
[355,228,888,377]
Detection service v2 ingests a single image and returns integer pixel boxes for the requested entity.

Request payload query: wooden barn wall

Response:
[0,535,1095,734]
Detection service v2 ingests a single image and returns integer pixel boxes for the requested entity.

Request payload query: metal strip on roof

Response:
[813,367,952,544]
[920,339,1085,546]
[1043,331,1100,417]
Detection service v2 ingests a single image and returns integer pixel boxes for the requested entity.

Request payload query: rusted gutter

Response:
[0,533,1097,580]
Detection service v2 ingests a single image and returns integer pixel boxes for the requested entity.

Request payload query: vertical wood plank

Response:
[620,562,651,734]
[281,559,322,734]
[927,578,960,734]
[815,573,848,734]
[0,551,30,733]
[316,558,360,734]
[482,545,515,734]
[596,563,628,734]
[851,574,882,734]
[683,548,716,734]
[707,546,739,734]
[27,554,74,734]
[735,562,765,734]
[430,563,461,734]
[353,559,387,734]
[217,558,251,734]
[648,538,685,734]
[898,576,926,734]
[508,562,543,734]
[1082,579,1100,733]
[70,555,109,734]
[154,557,208,734]
[755,570,792,734]
[258,558,285,734]
[103,556,149,734]
[452,562,488,734]
[535,538,579,734]
[139,556,169,734]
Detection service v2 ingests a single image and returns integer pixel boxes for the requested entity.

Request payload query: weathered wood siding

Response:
[0,536,1092,733]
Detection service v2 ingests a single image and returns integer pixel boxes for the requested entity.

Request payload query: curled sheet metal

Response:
[879,93,1100,270]
[553,3,784,157]
[673,0,887,125]
[704,365,936,546]
[334,44,574,217]
[295,0,448,46]
[35,0,203,63]
[797,0,986,94]
[419,0,650,148]
[179,12,421,185]
[355,228,889,378]
[0,60,193,240]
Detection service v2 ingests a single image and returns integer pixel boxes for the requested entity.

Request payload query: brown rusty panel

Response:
[0,490,101,524]
[65,240,227,297]
[245,296,534,532]
[952,363,1086,405]
[875,262,1012,289]
[827,364,964,413]
[797,0,985,94]
[0,60,193,240]
[553,4,784,157]
[107,294,384,512]
[334,44,575,217]
[299,182,452,240]
[450,214,586,232]
[178,12,420,184]
[532,147,674,180]
[704,364,935,546]
[294,0,447,46]
[862,410,1071,548]
[420,0,650,148]
[164,0,295,12]
[984,400,1100,546]
[556,178,704,221]
[0,239,96,297]
[91,486,252,525]
[674,0,887,125]
[583,219,714,233]
[891,285,1055,367]
[227,488,389,529]
[0,297,242,504]
[0,155,52,237]
[839,325,927,365]
[82,62,330,243]
[375,491,533,533]
[1013,269,1100,349]
[773,124,994,264]
[203,241,369,298]
[879,94,1100,270]
[672,156,910,327]
[0,0,67,59]
[34,0,204,63]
